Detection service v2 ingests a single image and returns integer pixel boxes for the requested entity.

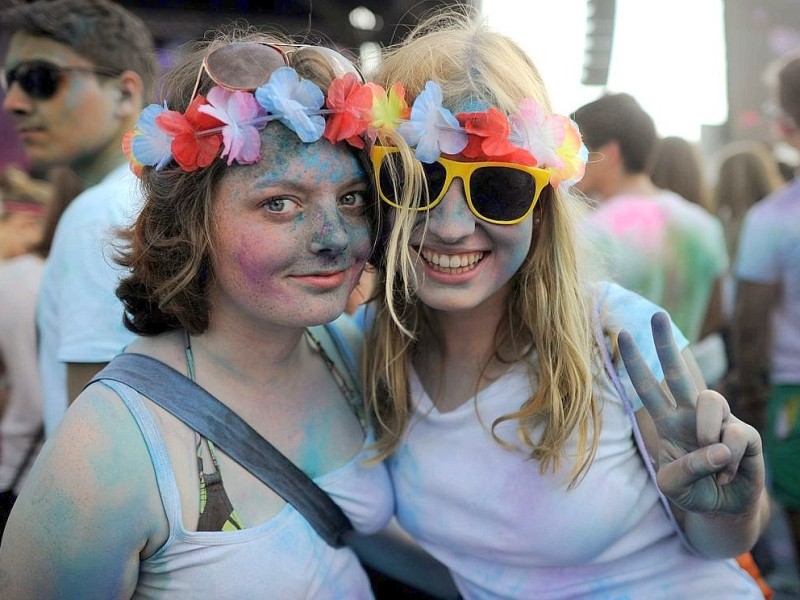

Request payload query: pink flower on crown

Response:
[323,73,378,148]
[199,87,263,166]
[508,99,565,169]
[155,95,224,172]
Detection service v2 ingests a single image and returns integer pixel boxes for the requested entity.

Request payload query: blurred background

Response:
[1,0,799,174]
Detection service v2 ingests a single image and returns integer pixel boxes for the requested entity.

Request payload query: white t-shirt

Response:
[0,254,45,493]
[37,165,141,436]
[388,282,761,599]
[582,190,729,343]
[735,177,800,384]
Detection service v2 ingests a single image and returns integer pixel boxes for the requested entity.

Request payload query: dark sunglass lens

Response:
[9,63,59,99]
[421,161,447,207]
[378,153,405,204]
[470,167,536,222]
[206,42,286,90]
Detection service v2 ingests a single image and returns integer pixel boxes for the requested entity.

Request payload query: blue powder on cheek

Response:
[349,220,371,252]
[288,211,306,235]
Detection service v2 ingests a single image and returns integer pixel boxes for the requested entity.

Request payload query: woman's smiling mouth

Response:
[418,248,485,274]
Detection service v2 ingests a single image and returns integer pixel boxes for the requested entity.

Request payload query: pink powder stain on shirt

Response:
[600,199,668,250]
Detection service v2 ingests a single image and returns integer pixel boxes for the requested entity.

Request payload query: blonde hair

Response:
[364,11,600,486]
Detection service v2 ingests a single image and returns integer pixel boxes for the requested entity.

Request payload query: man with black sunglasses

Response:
[0,0,157,438]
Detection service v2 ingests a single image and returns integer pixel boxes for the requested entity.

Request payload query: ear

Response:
[598,140,622,166]
[114,70,145,120]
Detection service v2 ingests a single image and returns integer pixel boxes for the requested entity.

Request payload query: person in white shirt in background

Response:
[734,48,800,584]
[1,0,158,436]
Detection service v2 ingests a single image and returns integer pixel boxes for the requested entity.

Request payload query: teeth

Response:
[419,249,483,271]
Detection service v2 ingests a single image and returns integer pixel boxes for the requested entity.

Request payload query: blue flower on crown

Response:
[254,67,326,143]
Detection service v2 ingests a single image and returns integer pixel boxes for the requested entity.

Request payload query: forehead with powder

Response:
[237,123,365,190]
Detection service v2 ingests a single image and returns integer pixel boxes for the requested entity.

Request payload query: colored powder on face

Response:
[255,126,365,189]
[211,124,370,325]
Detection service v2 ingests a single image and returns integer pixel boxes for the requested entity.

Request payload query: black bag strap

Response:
[90,352,353,548]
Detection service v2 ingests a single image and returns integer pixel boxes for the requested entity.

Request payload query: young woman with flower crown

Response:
[355,12,772,599]
[0,31,404,598]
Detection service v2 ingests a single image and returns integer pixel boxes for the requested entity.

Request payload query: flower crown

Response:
[124,68,587,187]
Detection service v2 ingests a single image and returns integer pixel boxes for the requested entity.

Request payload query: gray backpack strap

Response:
[90,353,353,548]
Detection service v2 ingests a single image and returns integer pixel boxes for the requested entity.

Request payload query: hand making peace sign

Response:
[618,312,765,517]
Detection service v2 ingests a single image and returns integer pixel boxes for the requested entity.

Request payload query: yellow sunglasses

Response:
[370,145,550,225]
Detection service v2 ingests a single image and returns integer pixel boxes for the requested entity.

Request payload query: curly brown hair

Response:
[116,29,379,336]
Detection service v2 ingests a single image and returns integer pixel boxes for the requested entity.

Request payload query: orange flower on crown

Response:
[456,109,536,165]
[323,73,378,148]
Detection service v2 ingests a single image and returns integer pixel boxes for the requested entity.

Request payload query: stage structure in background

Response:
[582,0,617,86]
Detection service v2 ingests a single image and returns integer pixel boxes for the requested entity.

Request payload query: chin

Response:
[417,294,483,314]
[301,300,351,328]
[24,150,61,171]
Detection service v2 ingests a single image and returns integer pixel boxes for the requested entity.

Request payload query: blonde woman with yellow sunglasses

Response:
[358,10,770,599]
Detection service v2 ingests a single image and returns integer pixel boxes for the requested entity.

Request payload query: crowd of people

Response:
[0,0,797,598]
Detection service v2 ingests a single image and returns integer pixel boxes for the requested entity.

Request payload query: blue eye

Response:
[259,196,303,220]
[263,197,294,213]
[266,198,286,212]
